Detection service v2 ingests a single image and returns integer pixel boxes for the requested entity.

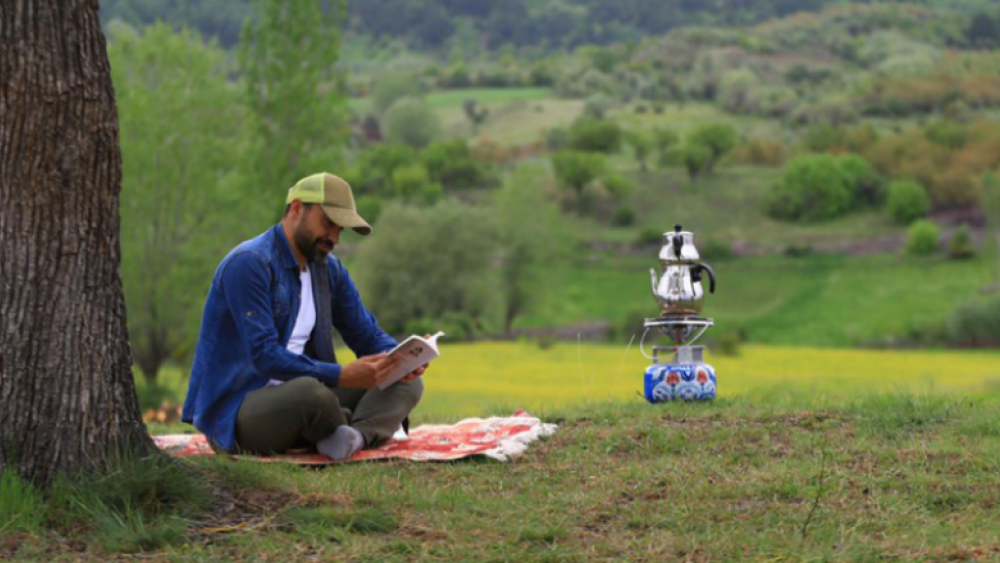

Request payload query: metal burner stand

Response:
[640,317,714,364]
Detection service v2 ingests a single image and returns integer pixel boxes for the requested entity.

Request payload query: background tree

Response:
[372,74,424,115]
[551,151,606,208]
[463,99,490,134]
[239,0,348,220]
[652,127,679,165]
[689,123,738,174]
[494,164,569,336]
[671,144,714,180]
[109,23,248,383]
[0,0,152,485]
[983,172,1000,291]
[766,154,852,221]
[384,98,443,149]
[625,130,653,171]
[354,201,499,339]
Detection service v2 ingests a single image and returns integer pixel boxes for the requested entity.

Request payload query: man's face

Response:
[292,204,343,262]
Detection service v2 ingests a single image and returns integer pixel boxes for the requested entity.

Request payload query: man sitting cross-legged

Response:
[182,172,426,460]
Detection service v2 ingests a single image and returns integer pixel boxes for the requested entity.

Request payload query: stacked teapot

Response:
[641,224,718,402]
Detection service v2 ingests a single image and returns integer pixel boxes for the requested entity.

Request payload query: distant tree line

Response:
[99,0,1000,50]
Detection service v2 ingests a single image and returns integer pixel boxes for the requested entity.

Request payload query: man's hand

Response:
[339,353,400,390]
[399,333,433,383]
[400,364,426,383]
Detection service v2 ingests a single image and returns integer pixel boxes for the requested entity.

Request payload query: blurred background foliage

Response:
[102,0,1000,399]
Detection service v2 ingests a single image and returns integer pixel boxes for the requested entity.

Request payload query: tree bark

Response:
[0,0,153,485]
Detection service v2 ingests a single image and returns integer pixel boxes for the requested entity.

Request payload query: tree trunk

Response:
[0,0,153,485]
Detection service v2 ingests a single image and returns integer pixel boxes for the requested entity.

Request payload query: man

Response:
[182,172,425,460]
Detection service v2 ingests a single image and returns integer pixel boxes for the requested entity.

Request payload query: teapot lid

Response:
[659,224,700,262]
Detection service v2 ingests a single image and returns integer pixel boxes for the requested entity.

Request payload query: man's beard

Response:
[293,226,333,262]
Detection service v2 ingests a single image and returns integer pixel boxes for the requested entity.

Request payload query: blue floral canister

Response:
[644,363,716,403]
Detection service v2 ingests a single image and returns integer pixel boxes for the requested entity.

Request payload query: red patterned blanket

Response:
[154,410,557,465]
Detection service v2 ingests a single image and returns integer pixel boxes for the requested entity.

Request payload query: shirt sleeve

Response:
[220,251,342,386]
[329,258,398,357]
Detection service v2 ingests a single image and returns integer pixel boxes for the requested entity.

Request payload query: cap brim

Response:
[322,205,372,236]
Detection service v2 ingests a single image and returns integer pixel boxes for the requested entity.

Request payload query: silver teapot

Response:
[649,224,716,317]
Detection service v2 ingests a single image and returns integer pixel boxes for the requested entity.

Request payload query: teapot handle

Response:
[693,263,716,294]
[649,268,659,296]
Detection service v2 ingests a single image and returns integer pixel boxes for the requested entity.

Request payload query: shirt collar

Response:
[272,224,300,271]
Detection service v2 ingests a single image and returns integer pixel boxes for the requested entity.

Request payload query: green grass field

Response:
[11,392,1000,561]
[516,251,997,348]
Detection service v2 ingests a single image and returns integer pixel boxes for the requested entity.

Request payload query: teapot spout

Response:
[649,268,659,298]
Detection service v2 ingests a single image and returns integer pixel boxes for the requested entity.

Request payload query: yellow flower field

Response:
[148,343,1000,423]
[395,342,1000,418]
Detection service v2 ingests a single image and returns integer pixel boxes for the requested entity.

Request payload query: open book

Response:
[377,331,445,390]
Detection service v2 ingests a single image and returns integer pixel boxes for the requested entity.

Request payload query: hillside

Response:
[99,0,1000,49]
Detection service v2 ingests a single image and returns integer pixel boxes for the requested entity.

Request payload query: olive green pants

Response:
[234,376,424,454]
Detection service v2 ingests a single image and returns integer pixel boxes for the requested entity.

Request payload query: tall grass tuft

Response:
[47,452,210,553]
[0,469,46,537]
[843,392,961,437]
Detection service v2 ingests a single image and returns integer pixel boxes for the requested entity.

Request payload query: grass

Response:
[424,88,552,109]
[10,394,1000,561]
[144,343,1000,422]
[516,250,996,347]
[440,97,584,145]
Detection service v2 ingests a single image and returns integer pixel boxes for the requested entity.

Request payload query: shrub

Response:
[624,130,653,171]
[551,151,605,197]
[356,143,419,193]
[567,117,622,153]
[635,226,664,247]
[665,144,712,180]
[441,65,472,89]
[700,239,734,261]
[792,96,859,126]
[611,206,635,227]
[602,173,634,201]
[355,195,384,225]
[421,139,485,190]
[731,138,787,166]
[707,328,745,357]
[719,68,761,114]
[887,180,930,225]
[924,120,967,149]
[582,95,614,119]
[948,224,976,259]
[356,201,498,335]
[545,127,569,151]
[906,220,940,255]
[392,164,430,200]
[837,153,884,208]
[947,297,1000,346]
[383,98,441,149]
[766,154,852,221]
[689,123,738,172]
[652,127,679,160]
[420,183,445,205]
[372,74,423,114]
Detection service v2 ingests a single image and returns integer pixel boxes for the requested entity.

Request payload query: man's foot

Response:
[317,425,365,461]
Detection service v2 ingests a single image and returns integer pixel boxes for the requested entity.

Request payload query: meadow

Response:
[143,343,1000,426]
[13,389,1000,561]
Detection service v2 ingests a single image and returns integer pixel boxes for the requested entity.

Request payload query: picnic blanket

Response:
[154,410,557,465]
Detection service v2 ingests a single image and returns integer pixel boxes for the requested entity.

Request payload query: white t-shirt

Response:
[268,267,316,386]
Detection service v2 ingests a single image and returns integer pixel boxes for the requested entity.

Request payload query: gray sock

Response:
[317,425,365,461]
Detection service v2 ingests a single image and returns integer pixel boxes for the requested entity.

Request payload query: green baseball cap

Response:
[286,172,372,236]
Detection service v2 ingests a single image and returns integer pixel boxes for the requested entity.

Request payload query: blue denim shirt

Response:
[181,224,397,450]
